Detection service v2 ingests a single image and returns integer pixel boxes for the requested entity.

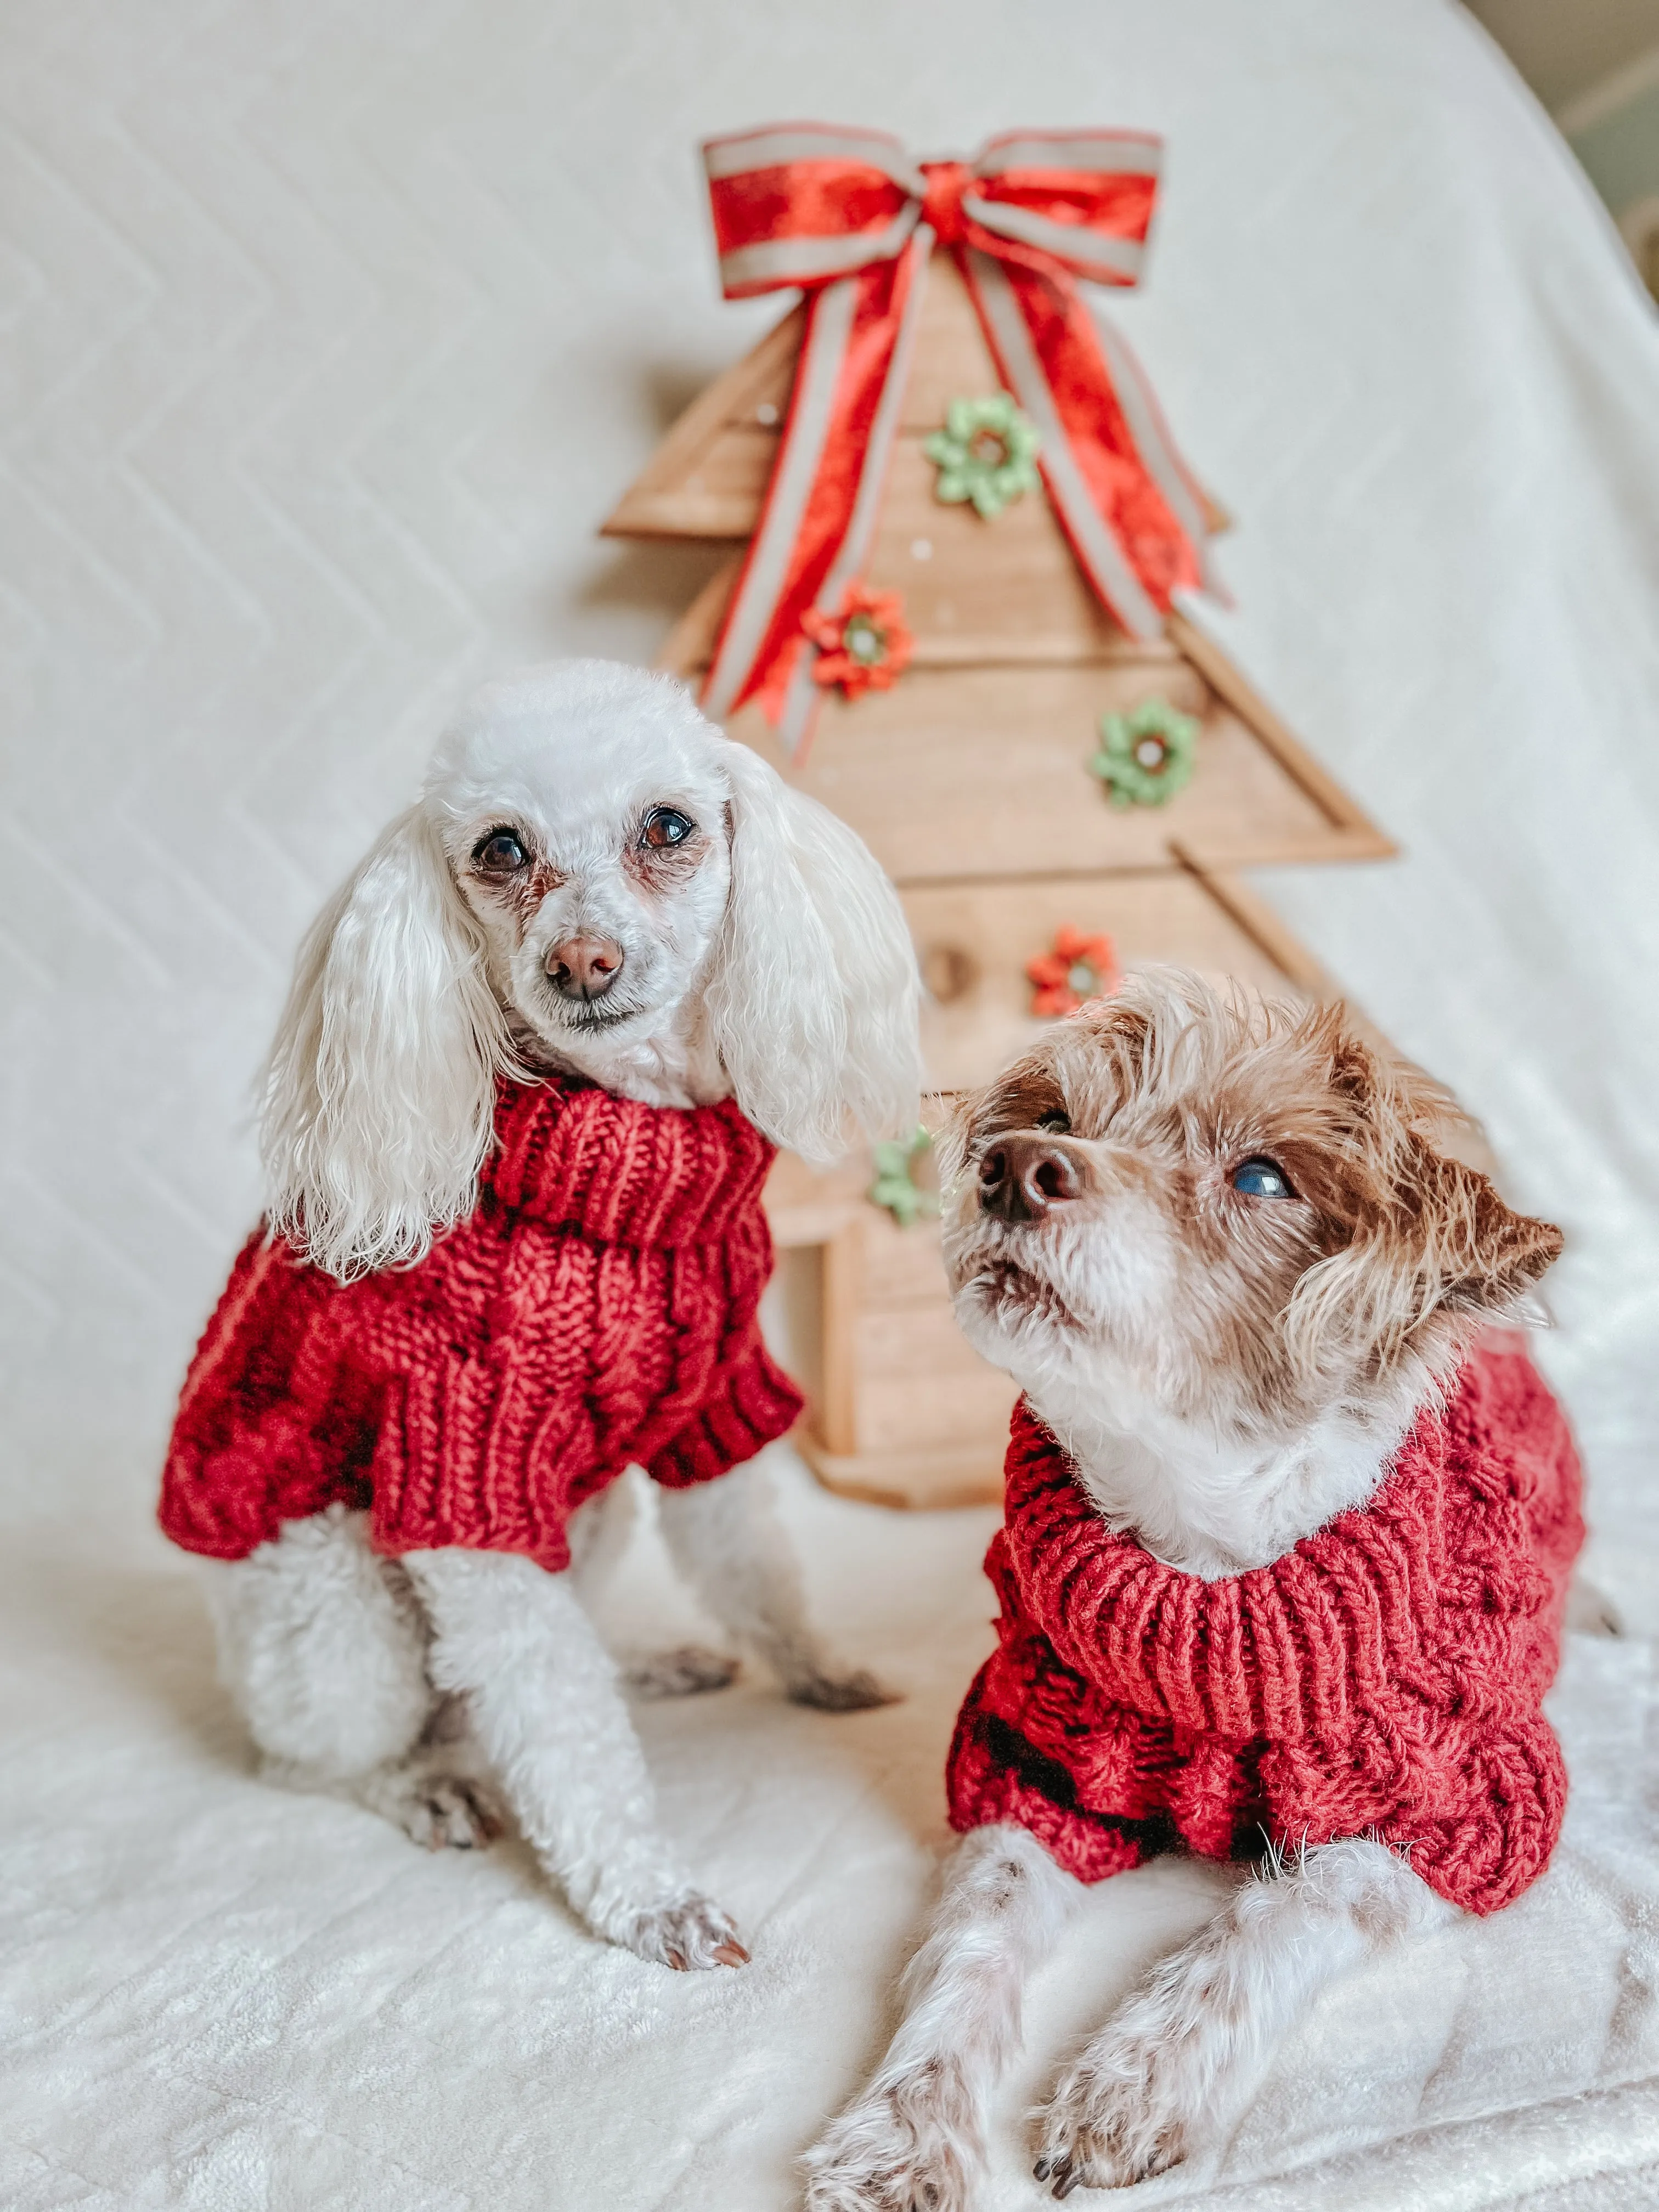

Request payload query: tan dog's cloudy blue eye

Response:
[1233,1156,1294,1197]
[642,807,695,849]
[473,829,527,871]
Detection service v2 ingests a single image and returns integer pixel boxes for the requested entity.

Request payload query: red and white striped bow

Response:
[698,123,1218,754]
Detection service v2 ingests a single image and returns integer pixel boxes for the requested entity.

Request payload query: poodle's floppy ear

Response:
[261,806,512,1279]
[705,738,921,1164]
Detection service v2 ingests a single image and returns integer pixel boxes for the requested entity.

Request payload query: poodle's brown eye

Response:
[1036,1109,1071,1134]
[1233,1156,1294,1198]
[473,830,527,872]
[642,807,695,850]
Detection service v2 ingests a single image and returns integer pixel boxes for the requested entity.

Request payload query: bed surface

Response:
[4,1463,1659,2209]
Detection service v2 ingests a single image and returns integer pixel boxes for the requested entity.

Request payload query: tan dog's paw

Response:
[1035,2006,1207,2194]
[349,1755,506,1852]
[803,2076,978,2212]
[402,1773,506,1852]
[1035,2093,1186,2196]
[623,1892,749,1971]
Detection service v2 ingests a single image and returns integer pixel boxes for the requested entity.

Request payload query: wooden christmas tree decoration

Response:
[602,126,1393,1508]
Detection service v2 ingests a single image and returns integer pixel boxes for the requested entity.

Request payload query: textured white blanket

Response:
[2,1460,1658,2209]
[4,0,1659,2203]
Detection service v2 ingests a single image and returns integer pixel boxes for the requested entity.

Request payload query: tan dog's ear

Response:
[1423,1150,1564,1322]
[1286,1039,1562,1390]
[1326,1030,1376,1106]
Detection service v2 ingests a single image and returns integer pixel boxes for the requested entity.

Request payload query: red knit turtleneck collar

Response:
[483,1076,776,1248]
[998,1355,1565,1745]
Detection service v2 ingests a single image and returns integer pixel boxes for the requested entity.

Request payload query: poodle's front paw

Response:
[786,1664,901,1713]
[622,1891,749,1971]
[623,1643,742,1697]
[1035,2011,1206,2196]
[403,1772,506,1852]
[803,2075,978,2212]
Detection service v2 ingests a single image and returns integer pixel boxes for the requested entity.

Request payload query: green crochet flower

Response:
[923,393,1041,518]
[868,1126,939,1228]
[1090,697,1200,809]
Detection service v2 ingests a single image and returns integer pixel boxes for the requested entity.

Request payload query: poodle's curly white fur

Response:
[208,661,920,1968]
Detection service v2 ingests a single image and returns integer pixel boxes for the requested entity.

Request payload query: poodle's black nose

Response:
[978,1133,1085,1224]
[546,935,624,1000]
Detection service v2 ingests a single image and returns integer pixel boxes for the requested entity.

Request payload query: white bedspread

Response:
[4,0,1659,2204]
[4,1460,1659,2210]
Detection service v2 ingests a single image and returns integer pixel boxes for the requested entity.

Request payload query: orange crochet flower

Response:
[803,584,913,698]
[1026,926,1120,1018]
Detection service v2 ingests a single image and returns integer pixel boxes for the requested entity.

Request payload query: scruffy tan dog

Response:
[807,969,1583,2207]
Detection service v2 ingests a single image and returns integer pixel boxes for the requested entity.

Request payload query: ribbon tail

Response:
[780,223,934,759]
[703,232,931,756]
[1084,300,1225,600]
[702,274,861,725]
[961,247,1205,641]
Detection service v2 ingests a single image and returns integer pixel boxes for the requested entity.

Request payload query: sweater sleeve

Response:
[157,1233,371,1560]
[646,1334,804,1490]
[1000,1404,1438,1743]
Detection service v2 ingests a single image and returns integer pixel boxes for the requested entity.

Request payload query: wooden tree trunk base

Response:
[792,1429,1009,1513]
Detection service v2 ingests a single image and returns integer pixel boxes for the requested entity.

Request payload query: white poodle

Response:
[171,659,921,1972]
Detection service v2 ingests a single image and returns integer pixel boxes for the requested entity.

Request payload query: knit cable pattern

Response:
[159,1079,803,1573]
[946,1341,1583,1914]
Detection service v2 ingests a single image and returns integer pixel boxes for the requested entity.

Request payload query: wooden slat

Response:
[663,512,1155,671]
[606,426,777,542]
[859,1207,955,1308]
[859,430,1137,663]
[794,1431,1011,1512]
[662,585,1389,875]
[898,251,1004,429]
[816,1223,861,1455]
[601,307,802,540]
[1165,842,1343,998]
[605,257,1232,556]
[656,554,743,680]
[762,1146,868,1247]
[1167,611,1397,859]
[904,868,1309,1093]
[723,663,1349,883]
[850,1301,1021,1454]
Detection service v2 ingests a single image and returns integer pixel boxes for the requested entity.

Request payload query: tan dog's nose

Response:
[545,934,624,1000]
[978,1132,1087,1224]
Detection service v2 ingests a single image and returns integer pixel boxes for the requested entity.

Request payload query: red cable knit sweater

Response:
[946,1341,1583,1914]
[159,1078,803,1572]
